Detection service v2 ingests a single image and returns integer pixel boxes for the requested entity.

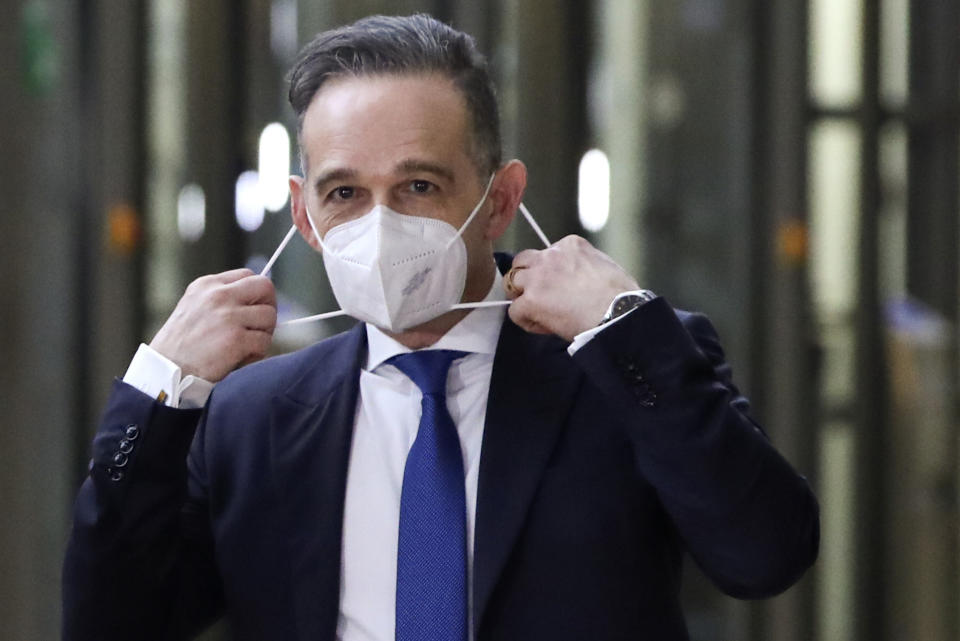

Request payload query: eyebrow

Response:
[311,159,456,194]
[313,167,358,194]
[396,159,456,185]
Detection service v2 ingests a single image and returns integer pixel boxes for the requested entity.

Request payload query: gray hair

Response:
[287,14,501,176]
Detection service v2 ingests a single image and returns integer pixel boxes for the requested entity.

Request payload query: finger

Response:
[507,297,548,335]
[234,304,278,332]
[526,321,550,334]
[239,328,274,361]
[503,267,524,299]
[208,268,256,284]
[510,248,541,270]
[228,275,277,306]
[511,313,550,334]
[508,265,530,296]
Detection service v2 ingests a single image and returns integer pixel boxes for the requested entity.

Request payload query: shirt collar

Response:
[365,267,506,371]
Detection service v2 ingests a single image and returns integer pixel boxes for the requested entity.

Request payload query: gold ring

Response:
[505,266,524,296]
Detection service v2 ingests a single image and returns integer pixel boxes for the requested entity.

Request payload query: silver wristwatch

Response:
[599,290,657,325]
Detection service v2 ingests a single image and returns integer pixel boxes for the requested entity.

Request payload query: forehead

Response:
[300,73,473,177]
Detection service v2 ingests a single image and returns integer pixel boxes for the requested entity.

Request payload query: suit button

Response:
[125,424,140,440]
[637,390,657,407]
[109,468,124,482]
[112,452,129,468]
[118,438,134,454]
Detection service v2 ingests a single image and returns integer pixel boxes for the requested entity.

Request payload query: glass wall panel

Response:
[809,0,863,108]
[809,120,862,321]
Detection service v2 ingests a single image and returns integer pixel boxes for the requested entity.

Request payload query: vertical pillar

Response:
[595,0,648,281]
[906,1,960,321]
[0,0,84,638]
[853,2,888,639]
[85,0,147,424]
[183,0,247,278]
[497,0,587,249]
[754,0,818,638]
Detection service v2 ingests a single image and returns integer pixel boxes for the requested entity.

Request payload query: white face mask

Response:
[305,175,495,332]
[259,174,551,330]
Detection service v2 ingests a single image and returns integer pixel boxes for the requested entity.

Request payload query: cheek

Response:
[458,216,489,250]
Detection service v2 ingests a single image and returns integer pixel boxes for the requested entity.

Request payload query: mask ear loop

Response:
[442,172,550,251]
[260,225,298,277]
[448,199,552,311]
[444,172,497,250]
[518,203,551,249]
[258,209,351,325]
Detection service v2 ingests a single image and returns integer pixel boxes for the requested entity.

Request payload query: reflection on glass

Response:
[177,183,205,242]
[259,122,291,212]
[236,170,266,232]
[578,148,610,232]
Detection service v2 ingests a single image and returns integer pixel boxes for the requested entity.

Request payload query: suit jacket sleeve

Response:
[571,297,819,599]
[63,379,223,640]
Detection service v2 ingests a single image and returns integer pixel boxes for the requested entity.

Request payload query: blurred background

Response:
[1,0,958,639]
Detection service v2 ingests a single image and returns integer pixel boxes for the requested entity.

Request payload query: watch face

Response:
[602,290,655,325]
[613,294,643,316]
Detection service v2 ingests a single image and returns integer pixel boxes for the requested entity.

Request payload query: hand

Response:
[505,235,640,341]
[149,269,277,382]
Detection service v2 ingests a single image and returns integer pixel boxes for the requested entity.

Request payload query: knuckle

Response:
[513,248,538,264]
[253,276,277,301]
[185,276,208,294]
[208,285,231,306]
[561,234,587,249]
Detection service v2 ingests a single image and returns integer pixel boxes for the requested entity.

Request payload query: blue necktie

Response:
[390,349,470,641]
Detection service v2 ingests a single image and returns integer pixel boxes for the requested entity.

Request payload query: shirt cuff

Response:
[567,307,636,356]
[179,375,215,409]
[122,343,215,408]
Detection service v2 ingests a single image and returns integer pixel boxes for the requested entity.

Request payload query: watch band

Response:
[599,289,657,325]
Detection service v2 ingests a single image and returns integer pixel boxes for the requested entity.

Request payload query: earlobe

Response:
[289,175,322,252]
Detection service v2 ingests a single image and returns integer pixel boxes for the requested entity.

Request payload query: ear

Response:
[484,159,527,242]
[289,175,322,252]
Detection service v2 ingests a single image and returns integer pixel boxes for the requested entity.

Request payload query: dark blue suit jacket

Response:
[64,289,818,640]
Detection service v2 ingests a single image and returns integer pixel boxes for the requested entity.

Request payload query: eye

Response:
[409,180,435,194]
[329,186,355,201]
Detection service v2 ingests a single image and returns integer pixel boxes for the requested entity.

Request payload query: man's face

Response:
[296,73,493,269]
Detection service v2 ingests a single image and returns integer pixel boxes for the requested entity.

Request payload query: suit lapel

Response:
[472,318,582,635]
[268,324,366,641]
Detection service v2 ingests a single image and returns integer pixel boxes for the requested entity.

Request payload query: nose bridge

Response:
[368,178,406,214]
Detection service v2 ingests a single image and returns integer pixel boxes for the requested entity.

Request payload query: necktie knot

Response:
[388,350,469,395]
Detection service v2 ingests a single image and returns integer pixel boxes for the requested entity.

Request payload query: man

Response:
[63,13,818,641]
